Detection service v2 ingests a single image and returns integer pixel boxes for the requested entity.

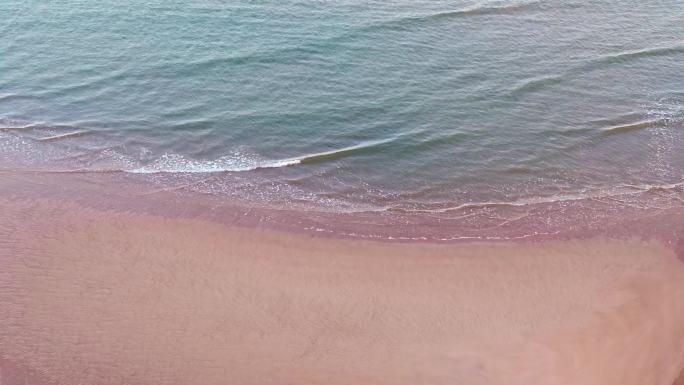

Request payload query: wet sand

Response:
[1,196,684,385]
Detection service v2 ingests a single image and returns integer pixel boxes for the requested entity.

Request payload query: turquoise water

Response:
[1,0,683,215]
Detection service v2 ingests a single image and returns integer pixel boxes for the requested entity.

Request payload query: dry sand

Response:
[1,197,684,385]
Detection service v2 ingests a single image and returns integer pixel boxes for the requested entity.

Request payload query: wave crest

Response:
[508,44,683,97]
[128,139,392,174]
[427,1,542,20]
[129,153,297,174]
[600,120,660,136]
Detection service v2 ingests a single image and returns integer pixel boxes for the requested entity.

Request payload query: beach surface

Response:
[1,195,684,385]
[2,1,683,383]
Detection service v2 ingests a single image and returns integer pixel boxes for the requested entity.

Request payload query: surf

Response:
[128,138,394,174]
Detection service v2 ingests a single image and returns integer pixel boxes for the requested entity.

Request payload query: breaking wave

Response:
[128,139,393,174]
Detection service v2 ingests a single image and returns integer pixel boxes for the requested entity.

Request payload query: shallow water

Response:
[1,0,683,230]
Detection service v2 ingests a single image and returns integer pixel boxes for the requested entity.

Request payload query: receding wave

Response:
[393,182,684,213]
[38,130,92,142]
[128,139,392,174]
[0,121,84,133]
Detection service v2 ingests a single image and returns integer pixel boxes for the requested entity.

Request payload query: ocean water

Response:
[1,0,683,238]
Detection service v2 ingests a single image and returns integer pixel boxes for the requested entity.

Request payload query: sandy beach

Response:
[2,0,683,383]
[1,194,684,385]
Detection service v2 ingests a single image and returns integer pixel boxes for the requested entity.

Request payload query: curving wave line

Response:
[374,1,543,32]
[38,68,132,97]
[509,44,684,97]
[1,119,397,174]
[128,138,393,174]
[129,155,295,174]
[600,119,660,136]
[424,0,542,20]
[589,112,643,125]
[296,139,391,164]
[143,1,547,76]
[509,74,565,97]
[0,122,83,133]
[589,45,684,67]
[170,45,323,75]
[0,93,20,102]
[393,182,684,213]
[38,130,92,142]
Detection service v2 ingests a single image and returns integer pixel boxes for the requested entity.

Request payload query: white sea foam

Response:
[127,153,300,174]
[127,139,391,174]
[396,182,684,213]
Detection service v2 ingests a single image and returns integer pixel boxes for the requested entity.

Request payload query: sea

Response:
[1,0,683,241]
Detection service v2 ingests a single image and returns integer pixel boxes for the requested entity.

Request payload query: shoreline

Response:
[1,190,684,384]
[2,0,683,382]
[1,169,684,250]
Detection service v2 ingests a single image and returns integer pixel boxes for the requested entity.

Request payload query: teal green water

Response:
[1,0,683,213]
